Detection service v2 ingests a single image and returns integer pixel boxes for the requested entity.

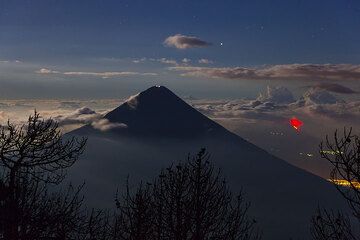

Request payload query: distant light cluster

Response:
[320,150,344,155]
[328,179,360,189]
[270,131,284,136]
[299,152,313,157]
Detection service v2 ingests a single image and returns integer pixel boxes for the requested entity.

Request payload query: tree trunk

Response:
[3,167,19,240]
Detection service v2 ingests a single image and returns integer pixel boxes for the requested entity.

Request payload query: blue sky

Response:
[0,0,359,99]
[1,0,360,64]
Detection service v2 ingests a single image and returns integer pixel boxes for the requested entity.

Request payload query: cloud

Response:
[0,111,8,122]
[257,86,295,104]
[301,88,339,105]
[309,83,358,94]
[59,101,82,109]
[36,69,157,78]
[198,59,213,64]
[189,86,360,123]
[182,58,191,64]
[0,59,21,64]
[170,64,360,81]
[36,68,60,74]
[91,119,127,131]
[191,98,288,122]
[63,71,157,78]
[164,34,211,49]
[50,107,128,132]
[157,58,178,65]
[302,101,360,119]
[54,107,103,126]
[132,57,147,63]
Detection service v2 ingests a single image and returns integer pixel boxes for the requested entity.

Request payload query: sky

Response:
[0,0,359,177]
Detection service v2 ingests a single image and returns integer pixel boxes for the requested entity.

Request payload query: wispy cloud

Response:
[91,119,127,131]
[198,59,213,64]
[0,59,21,64]
[36,69,158,78]
[132,57,191,66]
[170,64,360,81]
[157,58,178,65]
[132,57,147,63]
[63,71,157,78]
[164,34,211,49]
[36,68,60,74]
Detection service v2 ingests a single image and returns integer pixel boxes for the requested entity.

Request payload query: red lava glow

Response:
[290,117,303,131]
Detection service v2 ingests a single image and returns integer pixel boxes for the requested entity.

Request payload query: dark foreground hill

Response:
[67,86,347,239]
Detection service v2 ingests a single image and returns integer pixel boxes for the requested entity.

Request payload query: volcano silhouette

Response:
[106,86,222,137]
[68,86,347,239]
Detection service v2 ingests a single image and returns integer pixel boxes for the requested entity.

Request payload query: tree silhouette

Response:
[0,112,88,240]
[311,128,360,240]
[311,207,356,240]
[114,148,260,240]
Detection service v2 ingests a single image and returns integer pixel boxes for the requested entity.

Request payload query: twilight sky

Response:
[0,0,359,177]
[1,0,360,98]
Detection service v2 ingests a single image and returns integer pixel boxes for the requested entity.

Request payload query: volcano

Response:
[68,86,347,239]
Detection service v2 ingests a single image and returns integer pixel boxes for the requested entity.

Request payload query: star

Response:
[220,42,223,46]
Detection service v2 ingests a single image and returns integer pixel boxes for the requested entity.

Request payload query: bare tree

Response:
[311,208,356,240]
[311,128,360,240]
[0,112,87,240]
[0,111,87,184]
[113,181,154,240]
[114,148,260,240]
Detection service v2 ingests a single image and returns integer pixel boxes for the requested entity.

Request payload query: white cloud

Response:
[182,58,191,64]
[54,107,103,126]
[157,58,178,65]
[170,64,360,81]
[0,59,21,64]
[91,119,127,131]
[257,86,295,104]
[63,71,157,78]
[36,69,157,78]
[189,86,360,122]
[164,34,211,49]
[132,57,147,63]
[302,88,339,105]
[36,68,60,74]
[198,59,213,64]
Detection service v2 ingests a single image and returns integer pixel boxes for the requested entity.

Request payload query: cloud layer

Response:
[190,86,360,122]
[164,34,211,49]
[54,107,127,132]
[170,64,360,81]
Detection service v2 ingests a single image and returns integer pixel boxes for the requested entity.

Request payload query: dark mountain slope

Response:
[67,86,347,239]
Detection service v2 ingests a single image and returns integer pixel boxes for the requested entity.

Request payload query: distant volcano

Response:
[103,85,223,137]
[68,86,347,239]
